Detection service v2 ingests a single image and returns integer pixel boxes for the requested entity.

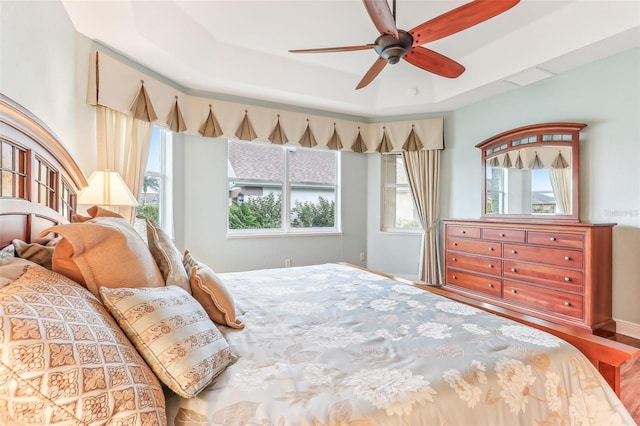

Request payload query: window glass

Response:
[228,140,339,233]
[228,141,284,230]
[531,169,556,214]
[135,127,173,238]
[486,167,505,214]
[289,148,336,229]
[381,154,421,231]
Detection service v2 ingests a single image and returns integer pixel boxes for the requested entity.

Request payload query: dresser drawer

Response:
[504,280,583,320]
[447,252,502,276]
[503,260,583,293]
[504,244,584,269]
[527,231,584,249]
[448,237,502,257]
[447,269,501,298]
[482,228,525,243]
[447,226,481,239]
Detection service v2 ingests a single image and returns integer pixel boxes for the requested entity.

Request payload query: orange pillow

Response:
[71,205,125,223]
[41,217,164,297]
[184,250,244,329]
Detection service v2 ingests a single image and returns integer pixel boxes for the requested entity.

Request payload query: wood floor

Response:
[613,333,640,423]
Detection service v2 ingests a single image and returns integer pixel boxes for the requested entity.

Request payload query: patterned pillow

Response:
[0,265,166,425]
[99,286,235,398]
[183,251,244,329]
[0,257,36,289]
[141,216,191,294]
[41,217,165,297]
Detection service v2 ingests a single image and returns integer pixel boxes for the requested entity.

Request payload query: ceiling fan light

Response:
[382,46,406,64]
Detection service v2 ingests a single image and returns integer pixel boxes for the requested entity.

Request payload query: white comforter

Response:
[166,263,633,425]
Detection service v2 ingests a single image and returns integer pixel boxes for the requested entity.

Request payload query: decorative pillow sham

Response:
[183,250,244,329]
[12,239,54,270]
[41,217,164,297]
[0,265,167,425]
[0,257,38,289]
[99,285,235,399]
[140,216,191,293]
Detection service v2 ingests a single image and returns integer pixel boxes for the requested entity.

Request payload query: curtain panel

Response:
[96,106,152,222]
[88,51,444,153]
[402,149,442,285]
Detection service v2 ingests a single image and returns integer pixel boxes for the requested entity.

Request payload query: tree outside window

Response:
[227,140,339,233]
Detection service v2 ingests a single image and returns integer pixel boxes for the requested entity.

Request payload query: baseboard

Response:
[614,318,640,340]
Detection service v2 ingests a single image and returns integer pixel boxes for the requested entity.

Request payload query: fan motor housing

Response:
[374,30,413,64]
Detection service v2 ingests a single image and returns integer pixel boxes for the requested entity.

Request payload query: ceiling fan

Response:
[289,0,520,89]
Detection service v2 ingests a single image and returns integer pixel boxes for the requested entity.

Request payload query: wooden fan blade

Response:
[404,46,465,78]
[410,0,520,46]
[356,57,387,90]
[289,44,376,54]
[363,0,398,38]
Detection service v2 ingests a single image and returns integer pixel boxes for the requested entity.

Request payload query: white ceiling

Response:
[61,0,640,119]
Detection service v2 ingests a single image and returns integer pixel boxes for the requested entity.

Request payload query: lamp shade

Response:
[78,170,139,207]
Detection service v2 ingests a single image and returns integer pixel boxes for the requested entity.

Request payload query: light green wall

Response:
[440,48,640,324]
[0,0,97,175]
[176,136,368,272]
[442,49,640,324]
[368,48,640,325]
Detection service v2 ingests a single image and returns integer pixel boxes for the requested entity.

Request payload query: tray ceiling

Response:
[62,0,640,118]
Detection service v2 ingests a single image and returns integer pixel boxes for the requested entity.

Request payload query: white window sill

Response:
[379,228,424,236]
[227,231,342,239]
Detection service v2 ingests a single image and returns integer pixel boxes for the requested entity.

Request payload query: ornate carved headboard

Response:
[0,93,88,247]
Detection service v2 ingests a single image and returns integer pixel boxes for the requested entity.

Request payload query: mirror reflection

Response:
[485,146,572,216]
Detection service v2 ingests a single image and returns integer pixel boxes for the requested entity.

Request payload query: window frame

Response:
[380,153,422,234]
[227,140,341,236]
[136,126,173,236]
[486,166,507,215]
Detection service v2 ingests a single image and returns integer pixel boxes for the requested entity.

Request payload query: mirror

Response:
[477,123,584,222]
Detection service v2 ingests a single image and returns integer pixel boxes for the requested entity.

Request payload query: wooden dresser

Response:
[443,219,615,333]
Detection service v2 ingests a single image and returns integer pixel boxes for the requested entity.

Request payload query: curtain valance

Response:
[88,51,444,152]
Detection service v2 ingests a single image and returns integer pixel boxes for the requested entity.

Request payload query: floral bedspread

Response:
[165,263,633,425]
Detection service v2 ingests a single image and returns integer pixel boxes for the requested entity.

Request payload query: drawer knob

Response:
[564,256,571,261]
[499,233,505,237]
[564,277,571,282]
[510,268,517,272]
[488,264,493,268]
[461,230,466,234]
[488,247,494,251]
[488,283,494,288]
[511,289,517,294]
[452,257,457,262]
[452,275,457,279]
[564,301,571,307]
[511,250,517,254]
[453,242,458,246]
[550,237,557,241]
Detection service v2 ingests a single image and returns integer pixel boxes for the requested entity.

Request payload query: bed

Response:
[165,263,631,425]
[0,93,636,425]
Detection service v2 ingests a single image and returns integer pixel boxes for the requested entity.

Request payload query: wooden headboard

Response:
[0,93,88,247]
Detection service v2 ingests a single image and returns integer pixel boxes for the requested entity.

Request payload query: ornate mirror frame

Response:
[476,122,586,223]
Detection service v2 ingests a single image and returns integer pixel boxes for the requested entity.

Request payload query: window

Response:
[486,167,557,215]
[381,153,421,231]
[135,127,173,236]
[486,166,506,214]
[531,169,556,214]
[227,140,339,234]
